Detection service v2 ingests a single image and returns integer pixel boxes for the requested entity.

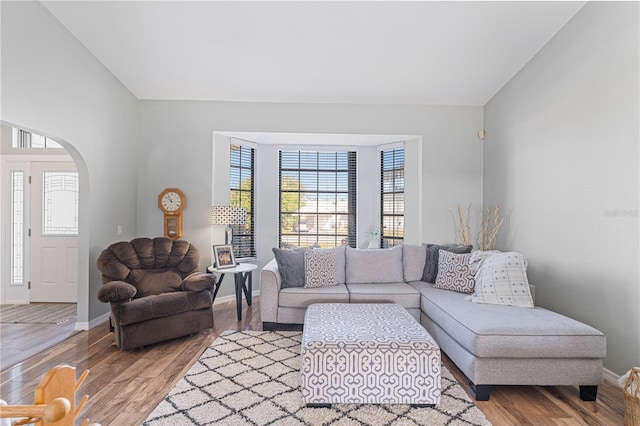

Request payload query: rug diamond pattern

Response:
[144,331,491,426]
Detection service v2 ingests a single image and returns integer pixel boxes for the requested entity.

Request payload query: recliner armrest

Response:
[181,273,216,293]
[98,281,137,303]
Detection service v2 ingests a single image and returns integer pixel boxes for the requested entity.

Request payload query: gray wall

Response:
[483,2,639,375]
[1,1,139,325]
[137,101,483,298]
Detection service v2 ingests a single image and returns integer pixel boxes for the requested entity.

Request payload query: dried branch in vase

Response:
[477,205,504,251]
[449,203,472,246]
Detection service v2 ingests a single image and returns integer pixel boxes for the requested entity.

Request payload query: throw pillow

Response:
[129,269,182,298]
[345,245,403,284]
[402,244,427,282]
[423,243,473,283]
[469,250,502,296]
[471,252,534,308]
[434,250,475,294]
[272,247,306,288]
[304,249,338,288]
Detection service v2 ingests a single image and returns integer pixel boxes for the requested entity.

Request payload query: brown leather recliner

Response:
[96,237,215,350]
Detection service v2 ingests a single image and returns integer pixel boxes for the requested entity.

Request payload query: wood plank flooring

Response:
[0,321,78,370]
[0,299,625,426]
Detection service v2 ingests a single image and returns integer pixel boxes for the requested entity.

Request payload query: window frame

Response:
[278,149,357,248]
[12,128,63,149]
[229,142,256,259]
[380,146,405,247]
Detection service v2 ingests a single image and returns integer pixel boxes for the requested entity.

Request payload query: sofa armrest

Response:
[181,272,216,293]
[260,258,282,323]
[97,281,137,303]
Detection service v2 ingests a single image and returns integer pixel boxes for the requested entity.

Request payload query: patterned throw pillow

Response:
[469,250,502,296]
[434,250,475,294]
[304,249,337,288]
[470,252,534,308]
[423,244,473,283]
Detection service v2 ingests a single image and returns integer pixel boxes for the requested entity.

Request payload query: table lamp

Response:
[210,206,247,244]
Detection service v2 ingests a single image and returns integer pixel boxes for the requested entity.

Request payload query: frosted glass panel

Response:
[43,171,79,235]
[11,171,24,284]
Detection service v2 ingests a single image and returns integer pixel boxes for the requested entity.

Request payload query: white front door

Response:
[29,162,78,303]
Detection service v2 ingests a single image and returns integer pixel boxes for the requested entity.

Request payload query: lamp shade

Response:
[210,206,247,225]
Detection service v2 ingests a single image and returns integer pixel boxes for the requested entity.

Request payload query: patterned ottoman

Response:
[301,303,441,406]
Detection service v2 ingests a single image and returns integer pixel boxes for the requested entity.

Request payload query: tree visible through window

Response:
[279,150,356,248]
[230,144,255,258]
[380,147,404,247]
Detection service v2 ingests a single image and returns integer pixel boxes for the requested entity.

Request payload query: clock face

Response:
[161,191,182,212]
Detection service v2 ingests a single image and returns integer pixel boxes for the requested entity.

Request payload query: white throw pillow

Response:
[469,250,502,297]
[470,252,534,308]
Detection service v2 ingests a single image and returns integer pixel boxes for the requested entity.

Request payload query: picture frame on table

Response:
[213,244,236,269]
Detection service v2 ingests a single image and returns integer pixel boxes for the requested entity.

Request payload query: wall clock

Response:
[158,188,186,240]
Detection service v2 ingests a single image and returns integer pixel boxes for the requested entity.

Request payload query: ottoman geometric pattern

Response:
[301,303,441,406]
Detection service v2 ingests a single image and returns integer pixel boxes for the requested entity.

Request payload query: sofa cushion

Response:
[272,247,306,288]
[331,245,347,285]
[470,252,534,308]
[346,282,420,309]
[129,269,182,298]
[279,284,350,308]
[116,290,212,326]
[434,250,475,294]
[402,244,427,282]
[423,243,473,283]
[305,249,337,288]
[346,245,403,284]
[411,282,606,359]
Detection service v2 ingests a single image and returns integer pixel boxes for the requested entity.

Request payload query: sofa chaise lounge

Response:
[259,244,606,401]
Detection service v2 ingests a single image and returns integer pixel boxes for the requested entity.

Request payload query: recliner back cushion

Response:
[129,269,182,298]
[97,237,200,284]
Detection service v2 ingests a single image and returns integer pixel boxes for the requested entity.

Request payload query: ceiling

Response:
[42,1,585,106]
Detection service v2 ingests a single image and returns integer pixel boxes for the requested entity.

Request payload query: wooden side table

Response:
[207,263,257,321]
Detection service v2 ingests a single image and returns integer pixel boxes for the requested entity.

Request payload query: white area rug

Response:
[144,330,491,426]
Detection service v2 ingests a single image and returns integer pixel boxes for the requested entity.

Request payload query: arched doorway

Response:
[0,123,89,369]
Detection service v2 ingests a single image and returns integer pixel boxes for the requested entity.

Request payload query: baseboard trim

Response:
[603,367,622,387]
[213,290,260,306]
[75,312,110,331]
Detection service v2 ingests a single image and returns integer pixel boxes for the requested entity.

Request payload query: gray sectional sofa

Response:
[259,244,606,401]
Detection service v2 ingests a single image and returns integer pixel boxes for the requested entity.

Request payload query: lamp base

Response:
[225,227,233,245]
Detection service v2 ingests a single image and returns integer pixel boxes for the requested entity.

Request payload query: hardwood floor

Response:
[0,299,625,425]
[0,321,78,370]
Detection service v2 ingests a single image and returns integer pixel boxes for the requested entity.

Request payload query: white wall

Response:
[138,101,483,298]
[1,2,139,325]
[483,2,639,375]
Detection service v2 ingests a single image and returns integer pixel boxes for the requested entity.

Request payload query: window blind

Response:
[230,143,256,258]
[279,150,357,248]
[380,147,405,247]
